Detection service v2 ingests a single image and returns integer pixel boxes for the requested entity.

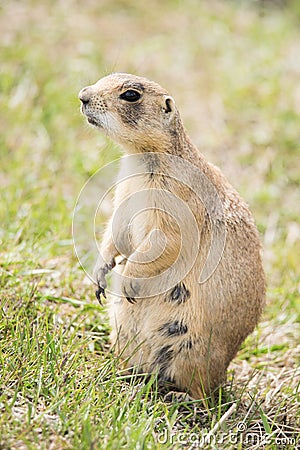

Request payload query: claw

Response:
[123,283,136,304]
[95,285,106,305]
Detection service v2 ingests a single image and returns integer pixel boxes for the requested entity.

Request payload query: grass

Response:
[0,0,299,448]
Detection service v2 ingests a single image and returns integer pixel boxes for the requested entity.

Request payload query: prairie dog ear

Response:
[162,95,176,120]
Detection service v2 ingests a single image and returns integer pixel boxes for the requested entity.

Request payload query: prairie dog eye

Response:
[120,90,141,102]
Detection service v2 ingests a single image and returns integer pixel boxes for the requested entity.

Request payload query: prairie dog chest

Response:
[115,176,156,246]
[113,155,201,257]
[113,158,164,250]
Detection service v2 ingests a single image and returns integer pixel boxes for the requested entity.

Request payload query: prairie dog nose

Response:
[78,86,93,104]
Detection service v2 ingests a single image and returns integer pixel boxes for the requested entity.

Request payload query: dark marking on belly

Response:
[179,337,193,352]
[151,344,174,381]
[154,345,174,365]
[158,320,188,336]
[167,283,191,305]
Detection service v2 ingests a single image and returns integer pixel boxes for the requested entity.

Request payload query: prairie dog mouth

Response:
[87,116,99,127]
[80,104,101,127]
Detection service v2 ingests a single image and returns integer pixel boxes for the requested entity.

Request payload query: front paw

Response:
[122,277,141,304]
[94,258,115,304]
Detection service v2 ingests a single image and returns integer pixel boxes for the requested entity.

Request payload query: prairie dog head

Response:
[78,73,178,151]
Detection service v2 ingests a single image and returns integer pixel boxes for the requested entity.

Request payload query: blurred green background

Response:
[0,0,299,448]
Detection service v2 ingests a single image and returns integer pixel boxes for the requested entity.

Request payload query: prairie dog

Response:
[78,73,265,399]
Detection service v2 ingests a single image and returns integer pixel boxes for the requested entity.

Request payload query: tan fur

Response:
[79,73,266,399]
